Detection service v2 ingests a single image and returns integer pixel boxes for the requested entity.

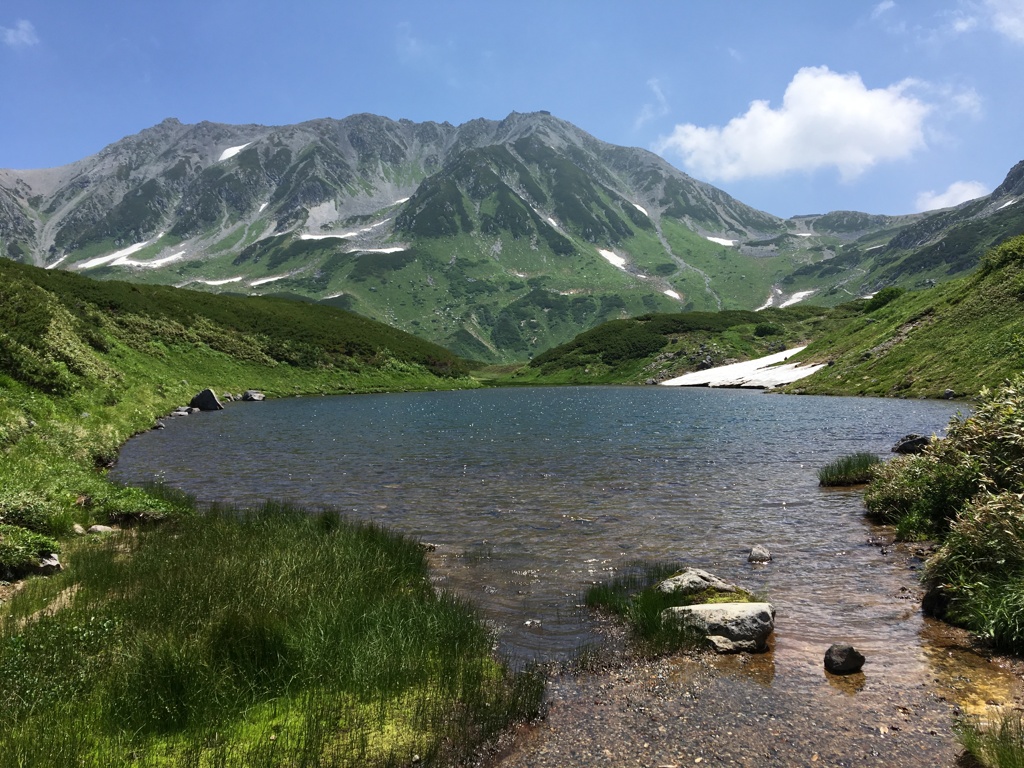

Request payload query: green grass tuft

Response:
[957,712,1024,768]
[817,452,883,486]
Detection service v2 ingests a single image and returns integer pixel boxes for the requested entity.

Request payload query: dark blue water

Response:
[113,386,965,679]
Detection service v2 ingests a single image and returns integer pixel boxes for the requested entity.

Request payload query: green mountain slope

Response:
[782,234,1024,397]
[508,235,1024,398]
[0,257,469,399]
[504,304,845,385]
[1,112,1020,361]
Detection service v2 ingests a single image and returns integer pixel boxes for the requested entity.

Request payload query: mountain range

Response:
[1,111,1021,361]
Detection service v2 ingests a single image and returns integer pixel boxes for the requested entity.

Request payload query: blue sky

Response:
[1,1,1021,218]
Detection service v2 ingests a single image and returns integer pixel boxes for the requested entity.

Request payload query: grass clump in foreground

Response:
[585,561,757,655]
[0,502,543,767]
[957,712,1024,768]
[817,452,883,487]
[863,374,1024,653]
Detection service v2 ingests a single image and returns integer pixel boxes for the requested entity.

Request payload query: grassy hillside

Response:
[0,256,473,545]
[501,304,850,386]
[783,234,1024,398]
[0,259,547,763]
[500,235,1024,399]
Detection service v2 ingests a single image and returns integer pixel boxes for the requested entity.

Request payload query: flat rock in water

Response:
[656,568,737,595]
[662,602,776,653]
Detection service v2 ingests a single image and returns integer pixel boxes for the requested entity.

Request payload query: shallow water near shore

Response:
[113,386,1020,759]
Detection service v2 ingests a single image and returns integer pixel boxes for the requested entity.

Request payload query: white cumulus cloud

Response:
[915,180,989,211]
[654,66,931,182]
[986,0,1024,42]
[1,19,38,48]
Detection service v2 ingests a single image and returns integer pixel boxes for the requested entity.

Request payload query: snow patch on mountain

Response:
[706,236,737,247]
[300,233,351,241]
[302,219,392,241]
[218,143,251,162]
[198,276,245,286]
[663,289,681,300]
[633,203,649,217]
[120,250,186,269]
[660,346,826,389]
[598,249,627,269]
[780,290,816,307]
[75,233,166,270]
[249,274,291,287]
[756,287,784,310]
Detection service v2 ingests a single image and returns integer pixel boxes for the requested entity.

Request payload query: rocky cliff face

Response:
[0,112,785,268]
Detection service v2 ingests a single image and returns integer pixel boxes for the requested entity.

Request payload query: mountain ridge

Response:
[1,111,1020,360]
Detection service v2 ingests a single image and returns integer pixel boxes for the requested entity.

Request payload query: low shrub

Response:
[0,524,60,575]
[817,452,882,486]
[864,452,980,536]
[864,375,1024,653]
[0,491,72,538]
[925,493,1024,652]
[864,286,904,312]
[865,375,1024,538]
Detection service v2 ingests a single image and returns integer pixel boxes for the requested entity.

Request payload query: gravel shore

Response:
[492,651,961,767]
[485,541,1023,768]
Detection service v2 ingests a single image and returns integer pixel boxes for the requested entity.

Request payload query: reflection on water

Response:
[112,386,1017,711]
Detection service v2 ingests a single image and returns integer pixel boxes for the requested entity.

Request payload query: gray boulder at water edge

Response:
[189,389,224,411]
[656,568,737,595]
[892,434,931,454]
[662,602,776,653]
[242,390,266,401]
